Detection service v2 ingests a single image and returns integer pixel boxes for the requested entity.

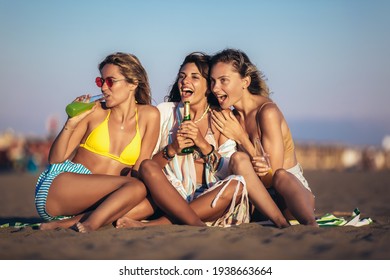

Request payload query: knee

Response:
[272,168,292,193]
[273,168,289,185]
[219,180,243,202]
[229,151,251,172]
[124,178,147,198]
[139,159,161,180]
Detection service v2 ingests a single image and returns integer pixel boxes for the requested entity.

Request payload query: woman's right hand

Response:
[251,155,272,177]
[169,134,193,155]
[65,94,98,128]
[72,94,93,103]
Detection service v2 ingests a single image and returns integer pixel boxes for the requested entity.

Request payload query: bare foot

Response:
[75,222,93,233]
[116,217,146,228]
[40,222,61,230]
[40,219,74,230]
[40,217,81,230]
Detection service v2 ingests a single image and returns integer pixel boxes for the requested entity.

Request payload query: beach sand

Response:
[0,170,389,260]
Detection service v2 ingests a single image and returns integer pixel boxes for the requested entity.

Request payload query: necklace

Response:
[194,104,210,124]
[120,124,124,130]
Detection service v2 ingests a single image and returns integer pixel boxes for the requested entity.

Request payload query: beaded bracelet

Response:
[162,145,175,161]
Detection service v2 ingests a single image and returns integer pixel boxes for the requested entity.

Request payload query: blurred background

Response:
[1,0,389,173]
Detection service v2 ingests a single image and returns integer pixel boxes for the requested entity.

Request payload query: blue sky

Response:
[1,0,389,146]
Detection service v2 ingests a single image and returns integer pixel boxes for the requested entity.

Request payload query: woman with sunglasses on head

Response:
[210,49,317,227]
[116,52,249,228]
[35,52,159,232]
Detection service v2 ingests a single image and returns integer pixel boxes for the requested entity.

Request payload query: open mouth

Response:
[181,88,194,98]
[216,94,227,103]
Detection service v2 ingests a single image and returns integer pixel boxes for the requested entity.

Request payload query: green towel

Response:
[288,208,373,227]
[315,208,373,227]
[0,221,41,229]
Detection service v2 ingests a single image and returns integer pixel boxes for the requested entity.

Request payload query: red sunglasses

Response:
[95,77,126,88]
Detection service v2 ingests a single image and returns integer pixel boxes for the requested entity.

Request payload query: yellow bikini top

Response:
[80,109,141,165]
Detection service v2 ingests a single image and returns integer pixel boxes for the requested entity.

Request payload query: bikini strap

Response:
[255,102,273,139]
[135,108,139,130]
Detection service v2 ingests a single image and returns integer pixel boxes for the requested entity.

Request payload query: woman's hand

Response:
[211,110,245,142]
[251,155,272,177]
[178,121,208,147]
[169,130,194,156]
[65,94,98,128]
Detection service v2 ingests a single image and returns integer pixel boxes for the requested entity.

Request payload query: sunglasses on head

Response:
[95,77,126,88]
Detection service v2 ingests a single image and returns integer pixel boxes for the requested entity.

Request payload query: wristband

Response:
[162,145,175,161]
[203,145,215,157]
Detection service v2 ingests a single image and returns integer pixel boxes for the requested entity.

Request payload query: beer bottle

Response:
[181,101,194,154]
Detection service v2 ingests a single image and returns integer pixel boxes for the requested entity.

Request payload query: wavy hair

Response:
[165,52,219,106]
[210,48,270,97]
[99,52,151,104]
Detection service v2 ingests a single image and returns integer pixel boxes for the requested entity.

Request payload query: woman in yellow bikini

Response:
[210,49,317,227]
[35,52,159,232]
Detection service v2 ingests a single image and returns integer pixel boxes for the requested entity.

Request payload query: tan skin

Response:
[40,63,160,232]
[210,61,317,227]
[116,62,244,228]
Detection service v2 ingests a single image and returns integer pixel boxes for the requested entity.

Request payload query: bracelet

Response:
[203,145,214,157]
[202,145,220,172]
[162,145,175,161]
[193,145,214,161]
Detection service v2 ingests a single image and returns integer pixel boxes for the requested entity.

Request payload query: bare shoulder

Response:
[257,102,284,125]
[257,102,282,122]
[137,104,159,117]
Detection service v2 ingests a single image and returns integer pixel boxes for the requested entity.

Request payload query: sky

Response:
[1,0,389,147]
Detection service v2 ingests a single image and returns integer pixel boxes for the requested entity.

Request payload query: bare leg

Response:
[116,176,244,228]
[40,212,90,230]
[189,179,243,222]
[45,173,140,217]
[272,169,318,227]
[138,160,205,226]
[120,197,156,221]
[42,195,155,231]
[74,179,147,232]
[229,152,290,228]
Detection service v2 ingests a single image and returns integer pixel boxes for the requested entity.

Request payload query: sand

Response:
[0,170,389,260]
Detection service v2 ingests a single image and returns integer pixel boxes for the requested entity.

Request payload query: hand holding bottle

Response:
[180,101,195,154]
[65,94,104,118]
[252,138,273,187]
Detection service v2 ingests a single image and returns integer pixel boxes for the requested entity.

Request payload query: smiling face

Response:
[178,62,209,106]
[210,62,246,109]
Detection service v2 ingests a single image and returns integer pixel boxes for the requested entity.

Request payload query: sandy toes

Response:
[75,222,94,233]
[116,217,146,228]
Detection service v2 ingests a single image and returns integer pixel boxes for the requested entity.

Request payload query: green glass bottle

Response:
[65,94,103,118]
[181,101,194,154]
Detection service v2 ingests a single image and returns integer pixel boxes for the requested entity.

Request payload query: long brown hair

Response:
[210,48,270,97]
[99,52,151,104]
[165,52,219,106]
